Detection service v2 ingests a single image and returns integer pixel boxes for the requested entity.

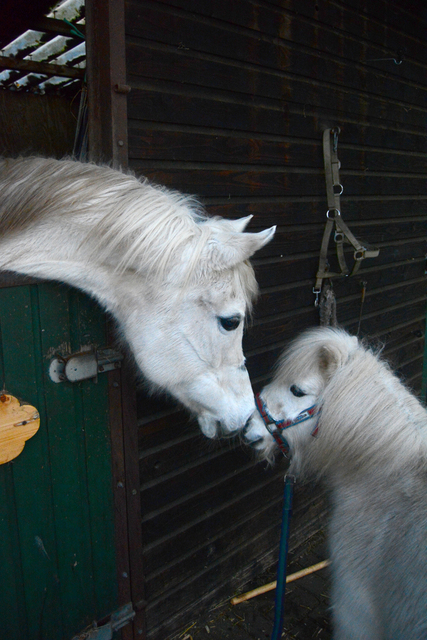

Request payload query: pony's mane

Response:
[0,156,258,307]
[275,326,358,384]
[285,328,427,478]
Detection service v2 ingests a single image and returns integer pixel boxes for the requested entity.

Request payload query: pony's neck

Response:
[308,361,427,481]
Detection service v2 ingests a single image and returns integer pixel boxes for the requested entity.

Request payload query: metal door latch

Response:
[49,347,123,383]
[71,602,135,640]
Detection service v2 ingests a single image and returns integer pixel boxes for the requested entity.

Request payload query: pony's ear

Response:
[205,226,276,270]
[318,333,359,380]
[318,344,342,380]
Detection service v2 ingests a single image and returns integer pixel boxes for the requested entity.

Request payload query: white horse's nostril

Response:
[217,421,237,438]
[242,416,252,436]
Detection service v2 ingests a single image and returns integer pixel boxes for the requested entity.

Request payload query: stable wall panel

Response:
[124,1,427,637]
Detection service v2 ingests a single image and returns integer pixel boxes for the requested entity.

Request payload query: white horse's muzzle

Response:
[198,403,256,439]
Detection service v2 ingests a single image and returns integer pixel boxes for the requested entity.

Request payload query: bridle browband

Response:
[255,392,318,457]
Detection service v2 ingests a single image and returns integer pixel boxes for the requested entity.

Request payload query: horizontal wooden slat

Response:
[126,40,427,129]
[345,299,427,337]
[397,355,425,383]
[387,338,426,371]
[145,524,280,637]
[379,320,426,351]
[126,1,427,114]
[130,166,427,200]
[144,496,283,599]
[140,455,281,544]
[128,87,427,151]
[129,124,427,174]
[147,0,427,69]
[248,285,427,348]
[0,55,85,79]
[139,432,222,482]
[252,240,426,288]
[251,275,425,327]
[143,477,283,581]
[205,198,427,225]
[140,446,259,516]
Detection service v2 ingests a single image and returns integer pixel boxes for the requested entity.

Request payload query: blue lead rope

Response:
[271,475,295,640]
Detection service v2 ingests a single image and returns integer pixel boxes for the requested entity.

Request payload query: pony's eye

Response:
[290,385,306,397]
[218,316,241,331]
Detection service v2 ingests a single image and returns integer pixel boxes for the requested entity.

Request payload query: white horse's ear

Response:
[227,215,254,233]
[205,226,276,270]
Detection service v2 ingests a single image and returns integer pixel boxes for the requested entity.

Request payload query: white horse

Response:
[0,156,275,438]
[244,326,427,639]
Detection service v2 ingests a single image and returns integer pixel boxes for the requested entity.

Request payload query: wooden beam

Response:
[0,55,85,79]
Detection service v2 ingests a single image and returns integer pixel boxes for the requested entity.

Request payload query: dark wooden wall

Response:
[123,0,427,637]
[0,91,78,158]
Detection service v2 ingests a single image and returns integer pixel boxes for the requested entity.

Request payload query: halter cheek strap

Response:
[255,393,318,457]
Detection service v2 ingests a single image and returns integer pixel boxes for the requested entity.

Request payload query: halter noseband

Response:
[255,392,318,457]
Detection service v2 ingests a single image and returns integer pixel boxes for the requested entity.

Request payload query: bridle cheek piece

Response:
[255,392,318,457]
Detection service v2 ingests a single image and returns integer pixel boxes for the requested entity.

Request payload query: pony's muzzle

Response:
[241,417,265,447]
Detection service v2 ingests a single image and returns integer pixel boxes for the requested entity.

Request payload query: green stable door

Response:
[0,282,118,639]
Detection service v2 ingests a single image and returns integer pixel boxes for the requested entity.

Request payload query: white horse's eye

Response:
[290,384,306,397]
[218,315,241,331]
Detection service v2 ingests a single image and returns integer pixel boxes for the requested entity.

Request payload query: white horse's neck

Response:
[0,224,121,312]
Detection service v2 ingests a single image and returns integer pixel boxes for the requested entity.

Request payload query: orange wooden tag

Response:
[0,394,40,464]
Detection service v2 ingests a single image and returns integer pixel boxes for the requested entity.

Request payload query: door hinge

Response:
[49,347,123,384]
[71,602,135,640]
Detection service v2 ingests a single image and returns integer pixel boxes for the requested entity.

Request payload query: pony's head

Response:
[243,327,359,464]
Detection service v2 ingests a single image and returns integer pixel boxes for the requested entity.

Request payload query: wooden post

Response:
[86,0,129,168]
[85,2,145,638]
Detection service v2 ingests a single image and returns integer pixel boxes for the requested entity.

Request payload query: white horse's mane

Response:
[279,327,427,478]
[0,156,258,306]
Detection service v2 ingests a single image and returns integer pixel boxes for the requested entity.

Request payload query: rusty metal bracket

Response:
[71,603,135,640]
[114,83,131,94]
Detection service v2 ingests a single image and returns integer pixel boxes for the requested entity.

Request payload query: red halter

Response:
[255,393,318,456]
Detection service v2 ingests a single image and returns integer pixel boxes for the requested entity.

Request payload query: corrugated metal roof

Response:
[0,0,85,93]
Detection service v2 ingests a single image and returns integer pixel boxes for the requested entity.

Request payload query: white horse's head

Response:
[115,214,275,438]
[243,327,358,462]
[0,157,275,439]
